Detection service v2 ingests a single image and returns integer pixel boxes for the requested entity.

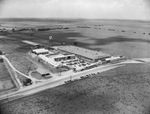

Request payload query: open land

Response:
[0,59,18,95]
[1,19,150,58]
[1,63,150,114]
[6,53,37,75]
[0,19,150,114]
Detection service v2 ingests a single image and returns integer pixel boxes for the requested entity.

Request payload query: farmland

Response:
[1,19,150,114]
[1,19,150,58]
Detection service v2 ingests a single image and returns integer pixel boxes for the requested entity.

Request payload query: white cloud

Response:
[0,0,150,20]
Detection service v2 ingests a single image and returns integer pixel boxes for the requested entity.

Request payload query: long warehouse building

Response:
[54,45,110,62]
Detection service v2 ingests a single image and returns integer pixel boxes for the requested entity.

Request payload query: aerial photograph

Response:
[0,0,150,114]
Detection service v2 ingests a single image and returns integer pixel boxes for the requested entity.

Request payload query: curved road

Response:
[0,55,149,102]
[1,55,44,83]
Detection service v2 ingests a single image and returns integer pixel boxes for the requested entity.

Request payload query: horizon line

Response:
[0,17,149,21]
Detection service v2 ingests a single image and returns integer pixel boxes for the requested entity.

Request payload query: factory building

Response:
[31,48,76,68]
[31,48,49,55]
[29,45,125,74]
[54,46,110,62]
[38,54,61,68]
[53,54,76,61]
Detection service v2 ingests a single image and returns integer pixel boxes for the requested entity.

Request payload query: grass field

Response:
[30,71,43,80]
[1,63,150,114]
[0,61,17,95]
[1,19,150,114]
[0,61,11,80]
[16,72,32,86]
[6,53,37,75]
[1,19,150,58]
[0,39,20,54]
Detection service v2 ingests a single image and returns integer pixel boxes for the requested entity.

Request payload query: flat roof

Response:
[48,53,75,59]
[48,50,55,54]
[50,54,66,59]
[38,55,60,67]
[32,48,49,54]
[55,46,110,60]
[38,53,75,67]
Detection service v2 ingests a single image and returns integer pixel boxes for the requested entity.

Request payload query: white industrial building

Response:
[105,56,121,61]
[32,48,49,55]
[54,45,110,62]
[31,48,76,68]
[30,46,123,73]
[38,54,61,67]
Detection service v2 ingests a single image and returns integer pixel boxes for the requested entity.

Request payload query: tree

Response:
[12,28,15,32]
[62,41,66,45]
[23,78,32,86]
[0,50,3,55]
[73,41,78,46]
[0,58,3,62]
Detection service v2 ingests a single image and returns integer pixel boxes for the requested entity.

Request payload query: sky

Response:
[0,0,150,20]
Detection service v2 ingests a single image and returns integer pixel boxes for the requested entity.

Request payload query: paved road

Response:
[0,63,124,101]
[0,56,148,101]
[133,58,150,62]
[1,55,43,83]
[4,58,22,88]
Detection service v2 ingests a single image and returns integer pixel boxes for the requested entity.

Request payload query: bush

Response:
[23,78,32,86]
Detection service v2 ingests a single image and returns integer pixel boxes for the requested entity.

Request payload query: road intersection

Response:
[0,55,149,102]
